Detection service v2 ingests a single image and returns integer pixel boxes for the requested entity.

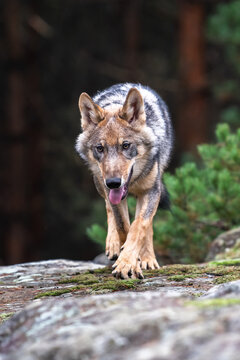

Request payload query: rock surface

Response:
[206,227,240,261]
[93,252,113,265]
[0,259,104,314]
[1,259,240,360]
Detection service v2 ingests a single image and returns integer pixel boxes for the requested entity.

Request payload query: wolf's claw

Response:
[112,268,143,280]
[112,257,143,279]
[105,236,121,261]
[113,271,125,280]
[141,258,160,270]
[128,269,132,277]
[110,254,118,261]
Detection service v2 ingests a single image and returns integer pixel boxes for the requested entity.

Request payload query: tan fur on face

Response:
[94,112,142,182]
[100,156,132,182]
[81,105,154,189]
[99,117,125,146]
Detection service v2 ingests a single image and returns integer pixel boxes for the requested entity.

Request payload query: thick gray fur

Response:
[76,83,173,212]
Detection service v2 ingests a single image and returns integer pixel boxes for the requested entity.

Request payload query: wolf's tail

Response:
[158,183,171,210]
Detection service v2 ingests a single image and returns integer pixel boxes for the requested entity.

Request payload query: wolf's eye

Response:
[96,145,104,153]
[122,142,130,150]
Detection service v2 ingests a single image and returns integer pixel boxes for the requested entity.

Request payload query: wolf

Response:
[76,83,173,279]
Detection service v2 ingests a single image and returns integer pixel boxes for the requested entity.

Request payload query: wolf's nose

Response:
[106,177,122,189]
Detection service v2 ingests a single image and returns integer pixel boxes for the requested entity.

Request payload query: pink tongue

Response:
[109,187,124,205]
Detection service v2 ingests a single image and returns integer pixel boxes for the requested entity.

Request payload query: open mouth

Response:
[108,166,133,205]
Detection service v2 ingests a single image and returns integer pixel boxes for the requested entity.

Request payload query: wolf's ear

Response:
[120,88,145,126]
[78,93,104,130]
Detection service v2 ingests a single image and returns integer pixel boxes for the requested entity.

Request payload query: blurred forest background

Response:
[0,0,240,265]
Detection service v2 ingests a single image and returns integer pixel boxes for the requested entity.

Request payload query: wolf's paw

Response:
[141,256,160,270]
[105,238,121,261]
[112,256,143,279]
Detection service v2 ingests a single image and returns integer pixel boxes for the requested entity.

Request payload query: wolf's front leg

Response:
[105,199,130,261]
[140,224,160,270]
[112,188,160,279]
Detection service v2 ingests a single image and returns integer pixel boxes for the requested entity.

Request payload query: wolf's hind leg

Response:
[105,199,130,261]
[140,223,160,270]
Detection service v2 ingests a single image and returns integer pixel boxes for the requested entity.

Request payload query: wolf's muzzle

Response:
[106,177,122,189]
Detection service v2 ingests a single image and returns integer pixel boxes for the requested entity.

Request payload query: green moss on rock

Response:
[35,267,140,298]
[91,279,140,292]
[59,273,99,285]
[213,274,240,284]
[88,267,112,274]
[186,298,240,308]
[209,258,240,266]
[167,274,199,282]
[0,312,14,323]
[35,285,87,299]
[34,263,240,299]
[168,275,189,282]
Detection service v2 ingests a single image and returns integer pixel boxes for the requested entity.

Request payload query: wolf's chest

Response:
[129,162,159,196]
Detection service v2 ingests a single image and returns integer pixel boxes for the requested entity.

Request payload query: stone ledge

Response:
[1,259,240,360]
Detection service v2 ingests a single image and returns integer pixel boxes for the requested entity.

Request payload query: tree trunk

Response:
[178,0,208,153]
[122,0,141,82]
[3,0,44,264]
[3,0,29,264]
[25,0,44,262]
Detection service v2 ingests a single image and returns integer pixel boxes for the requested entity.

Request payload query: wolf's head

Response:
[76,88,153,205]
